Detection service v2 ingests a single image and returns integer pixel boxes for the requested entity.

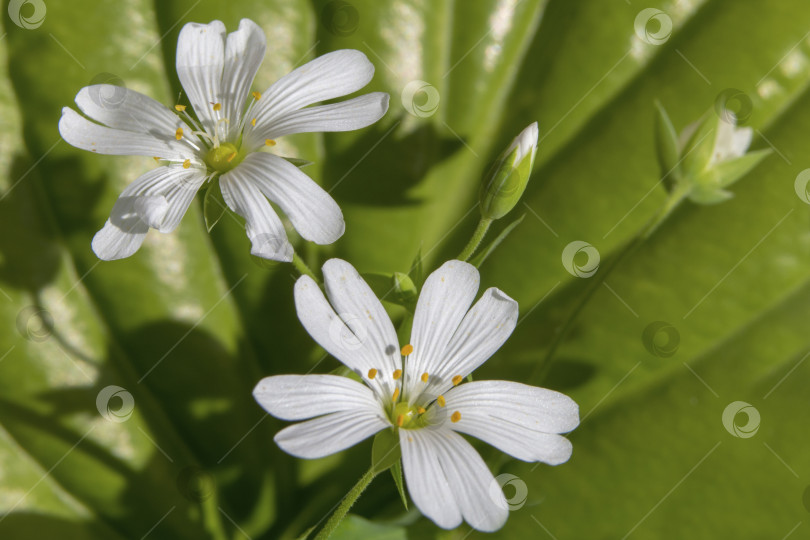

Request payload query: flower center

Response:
[391,401,422,429]
[205,142,244,174]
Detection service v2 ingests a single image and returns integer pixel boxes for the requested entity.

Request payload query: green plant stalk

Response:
[530,187,689,384]
[313,468,378,540]
[292,251,319,281]
[200,484,229,540]
[457,217,493,261]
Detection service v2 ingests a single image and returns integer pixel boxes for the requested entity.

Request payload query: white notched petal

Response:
[59,108,190,159]
[294,272,400,398]
[248,49,375,132]
[508,121,539,164]
[235,152,344,244]
[250,93,389,143]
[274,408,387,459]
[222,19,266,139]
[404,260,480,401]
[712,120,752,165]
[91,166,201,260]
[400,428,508,532]
[253,374,381,422]
[422,287,518,398]
[445,381,579,464]
[74,85,188,136]
[219,169,294,262]
[176,20,226,134]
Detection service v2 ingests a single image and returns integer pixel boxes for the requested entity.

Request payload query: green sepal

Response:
[362,272,417,311]
[390,461,408,510]
[203,178,228,232]
[654,101,682,192]
[470,214,525,268]
[409,247,424,288]
[680,112,719,177]
[282,157,314,168]
[480,146,526,220]
[371,429,401,474]
[687,149,771,204]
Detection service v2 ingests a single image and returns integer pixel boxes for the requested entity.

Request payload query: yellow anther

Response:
[417,407,426,414]
[392,388,400,402]
[226,151,237,163]
[452,375,463,386]
[421,372,429,383]
[265,139,276,146]
[251,118,257,127]
[396,414,404,427]
[367,368,377,380]
[175,127,183,140]
[153,157,161,162]
[451,411,461,423]
[212,102,222,111]
[182,159,191,169]
[252,91,262,101]
[393,369,402,380]
[401,344,414,356]
[437,395,446,407]
[174,104,186,112]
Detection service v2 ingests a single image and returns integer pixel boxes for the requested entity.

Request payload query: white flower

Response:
[253,259,579,531]
[58,19,389,261]
[710,117,752,166]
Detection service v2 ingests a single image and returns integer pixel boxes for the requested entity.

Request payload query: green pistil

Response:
[390,401,429,429]
[205,142,244,174]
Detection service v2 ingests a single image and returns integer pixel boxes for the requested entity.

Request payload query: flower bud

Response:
[480,122,538,220]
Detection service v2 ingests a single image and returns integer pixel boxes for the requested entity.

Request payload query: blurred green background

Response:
[2,0,810,538]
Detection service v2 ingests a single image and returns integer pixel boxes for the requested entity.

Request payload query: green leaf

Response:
[390,461,408,511]
[653,101,681,192]
[371,430,400,475]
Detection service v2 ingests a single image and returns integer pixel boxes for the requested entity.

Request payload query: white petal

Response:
[249,93,389,145]
[253,374,381,421]
[294,268,400,399]
[219,169,293,261]
[222,19,266,139]
[75,85,187,136]
[248,50,375,133]
[444,381,579,464]
[400,428,507,532]
[404,261,479,401]
[59,107,190,159]
[420,287,518,398]
[274,409,387,459]
[91,166,202,260]
[176,20,226,134]
[234,152,344,244]
[158,175,207,233]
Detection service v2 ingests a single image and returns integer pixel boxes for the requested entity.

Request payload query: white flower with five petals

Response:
[253,259,579,532]
[58,19,388,261]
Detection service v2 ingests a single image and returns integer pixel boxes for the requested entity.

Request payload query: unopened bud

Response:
[480,122,538,220]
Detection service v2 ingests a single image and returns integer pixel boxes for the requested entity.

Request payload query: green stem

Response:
[530,189,688,384]
[292,251,318,281]
[200,484,229,540]
[313,468,378,540]
[457,217,493,261]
